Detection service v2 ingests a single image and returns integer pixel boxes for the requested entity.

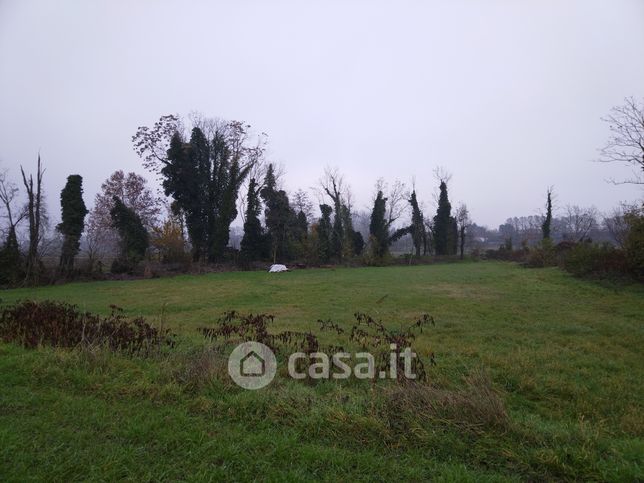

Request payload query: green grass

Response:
[1,261,643,481]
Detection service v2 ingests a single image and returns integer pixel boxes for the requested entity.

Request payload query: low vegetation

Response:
[0,300,175,355]
[0,262,642,480]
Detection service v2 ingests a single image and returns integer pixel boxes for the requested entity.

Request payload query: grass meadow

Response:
[1,261,643,481]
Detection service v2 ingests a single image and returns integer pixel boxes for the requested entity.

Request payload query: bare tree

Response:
[292,189,314,221]
[374,178,408,228]
[561,205,598,242]
[0,168,26,241]
[455,203,470,259]
[431,166,453,205]
[133,113,263,177]
[604,203,638,248]
[92,171,162,232]
[317,166,349,209]
[84,170,162,265]
[434,166,452,183]
[132,114,182,172]
[20,155,46,284]
[598,97,644,185]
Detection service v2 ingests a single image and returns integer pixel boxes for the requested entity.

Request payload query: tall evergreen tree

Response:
[110,196,149,272]
[240,178,265,261]
[433,181,454,255]
[449,218,458,255]
[369,191,389,258]
[318,204,333,263]
[352,231,365,256]
[542,188,553,240]
[331,208,344,261]
[295,211,309,242]
[263,163,276,195]
[261,165,296,263]
[0,227,21,286]
[57,175,88,274]
[340,204,357,259]
[409,190,427,257]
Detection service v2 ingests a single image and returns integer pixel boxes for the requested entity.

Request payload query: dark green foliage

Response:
[433,181,455,255]
[318,204,333,263]
[240,179,265,262]
[0,227,22,286]
[263,163,276,195]
[352,230,365,256]
[0,300,174,354]
[389,226,411,245]
[261,166,297,263]
[57,175,88,274]
[164,132,203,260]
[295,211,308,241]
[331,206,344,260]
[163,127,250,262]
[449,217,458,255]
[409,191,427,256]
[558,208,643,280]
[623,209,644,280]
[542,188,553,240]
[340,204,357,259]
[560,243,629,279]
[369,191,389,258]
[110,196,149,273]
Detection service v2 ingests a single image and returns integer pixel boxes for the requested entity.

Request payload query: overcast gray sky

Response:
[1,0,643,228]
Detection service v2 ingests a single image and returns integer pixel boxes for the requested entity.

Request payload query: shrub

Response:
[561,243,629,279]
[623,210,644,280]
[0,300,175,355]
[485,246,527,262]
[524,239,557,268]
[199,311,435,382]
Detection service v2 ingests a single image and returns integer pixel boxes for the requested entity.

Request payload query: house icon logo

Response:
[240,350,265,377]
[228,342,277,389]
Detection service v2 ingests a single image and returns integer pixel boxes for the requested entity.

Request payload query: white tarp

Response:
[268,264,289,273]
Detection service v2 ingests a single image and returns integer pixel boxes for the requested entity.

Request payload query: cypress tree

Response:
[261,166,296,263]
[330,207,344,261]
[449,217,458,255]
[110,196,149,272]
[369,191,389,258]
[57,175,88,274]
[352,231,365,256]
[0,227,22,286]
[318,204,333,263]
[433,181,453,255]
[240,178,264,261]
[542,188,553,240]
[164,131,204,261]
[263,164,276,195]
[409,190,426,257]
[295,211,308,242]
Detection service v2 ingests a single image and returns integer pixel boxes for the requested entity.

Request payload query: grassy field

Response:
[1,261,643,481]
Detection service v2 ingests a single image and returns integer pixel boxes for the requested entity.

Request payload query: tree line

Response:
[1,97,643,286]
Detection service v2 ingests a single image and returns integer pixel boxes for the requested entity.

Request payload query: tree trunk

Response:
[20,155,44,286]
